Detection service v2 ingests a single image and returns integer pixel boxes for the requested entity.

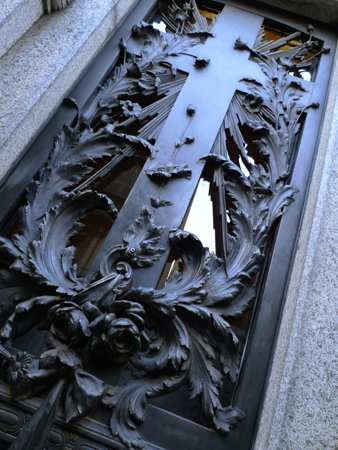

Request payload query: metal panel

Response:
[0,1,335,450]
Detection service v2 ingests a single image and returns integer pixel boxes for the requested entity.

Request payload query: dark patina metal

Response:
[0,1,335,449]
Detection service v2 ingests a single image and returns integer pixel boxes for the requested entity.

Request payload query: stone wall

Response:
[0,0,138,181]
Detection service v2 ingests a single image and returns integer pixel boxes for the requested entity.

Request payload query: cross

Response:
[86,5,267,286]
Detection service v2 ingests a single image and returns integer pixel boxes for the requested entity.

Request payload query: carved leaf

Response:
[187,328,224,420]
[13,125,156,266]
[1,296,62,344]
[14,126,79,253]
[162,0,217,37]
[131,314,190,372]
[0,236,22,261]
[39,340,81,371]
[104,383,151,449]
[166,230,210,298]
[214,276,256,319]
[146,161,192,182]
[18,191,116,294]
[0,269,39,316]
[80,24,196,127]
[64,369,106,424]
[80,65,136,125]
[203,254,245,306]
[122,208,165,268]
[150,196,173,208]
[217,330,241,383]
[104,372,186,449]
[213,406,245,434]
[176,301,241,383]
[267,185,298,225]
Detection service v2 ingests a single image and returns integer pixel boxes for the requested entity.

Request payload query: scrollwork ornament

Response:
[0,5,325,450]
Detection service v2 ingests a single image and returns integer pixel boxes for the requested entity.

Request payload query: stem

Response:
[8,379,65,450]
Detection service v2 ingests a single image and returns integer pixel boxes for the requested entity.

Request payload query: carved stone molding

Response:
[43,0,75,14]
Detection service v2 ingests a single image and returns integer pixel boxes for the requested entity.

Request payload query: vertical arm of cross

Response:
[86,6,264,287]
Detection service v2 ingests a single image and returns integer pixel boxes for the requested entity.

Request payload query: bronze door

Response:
[0,1,335,449]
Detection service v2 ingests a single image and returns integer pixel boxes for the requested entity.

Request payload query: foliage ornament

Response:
[0,2,324,449]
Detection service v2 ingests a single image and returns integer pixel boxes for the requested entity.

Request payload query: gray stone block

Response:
[0,0,43,59]
[0,0,138,181]
[256,0,338,25]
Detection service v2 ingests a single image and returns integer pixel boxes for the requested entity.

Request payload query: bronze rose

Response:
[49,302,91,349]
[90,301,146,364]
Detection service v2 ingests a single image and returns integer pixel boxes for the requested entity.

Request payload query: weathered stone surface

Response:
[255,49,338,450]
[0,0,138,181]
[257,0,338,25]
[0,0,43,59]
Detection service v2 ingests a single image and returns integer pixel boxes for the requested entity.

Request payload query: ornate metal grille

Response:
[0,1,335,449]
